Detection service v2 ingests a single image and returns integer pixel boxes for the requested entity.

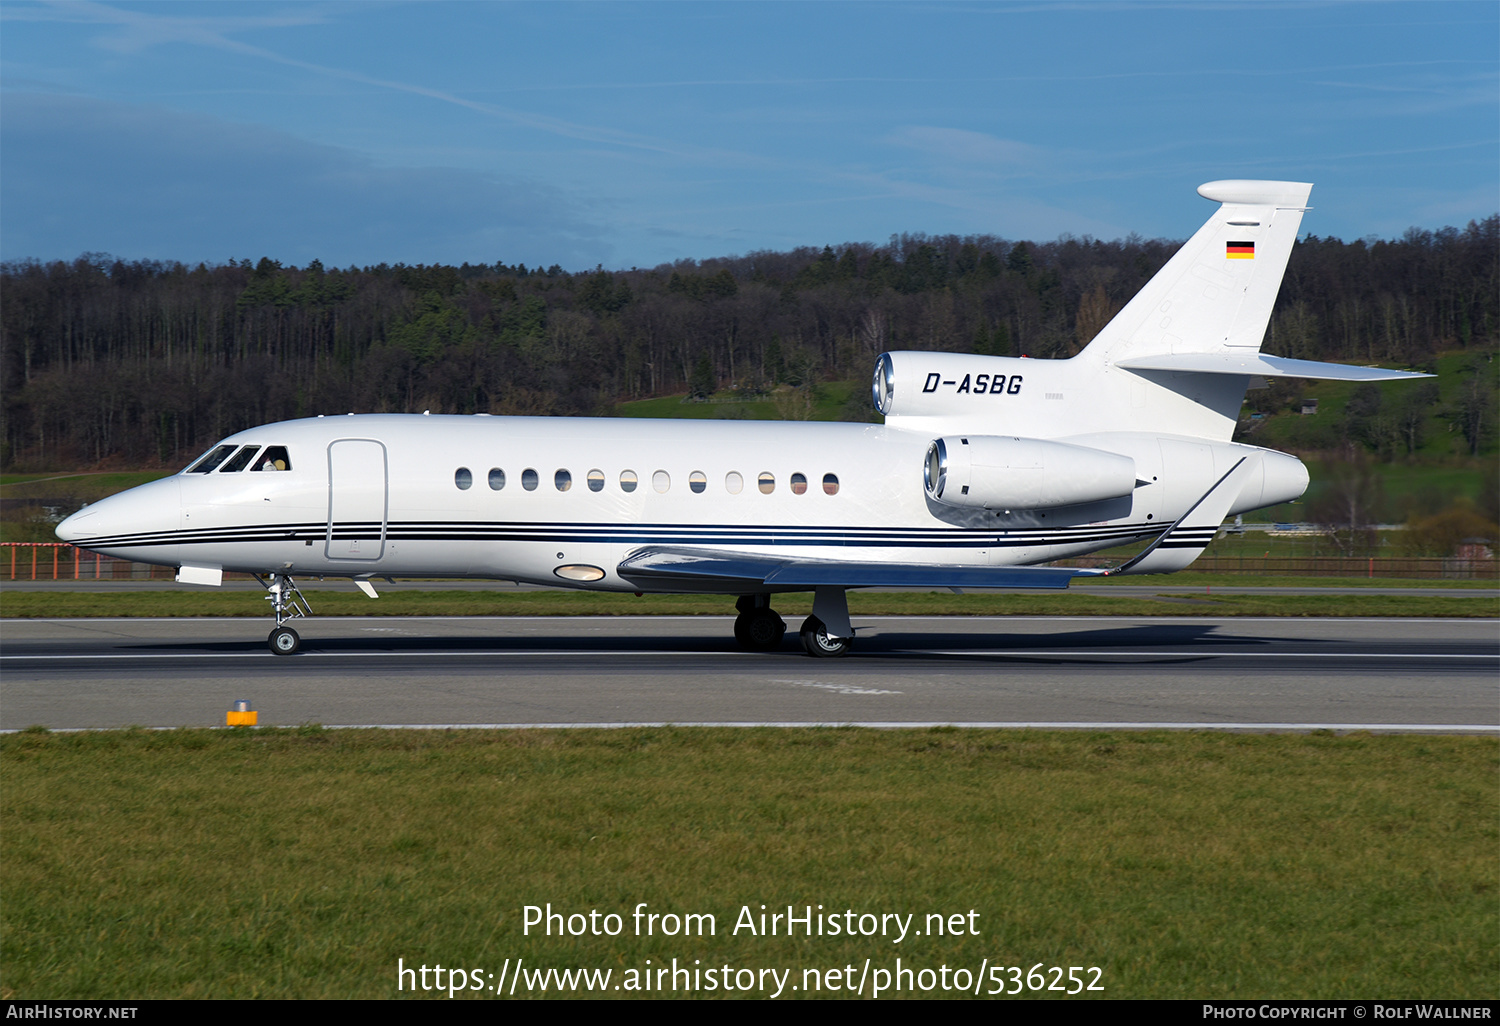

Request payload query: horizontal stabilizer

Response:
[618,548,1081,591]
[1092,453,1263,576]
[1116,353,1431,382]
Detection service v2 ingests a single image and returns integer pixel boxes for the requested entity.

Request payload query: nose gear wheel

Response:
[255,573,312,655]
[269,625,301,655]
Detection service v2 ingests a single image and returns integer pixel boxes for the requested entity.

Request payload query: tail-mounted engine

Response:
[872,351,1031,421]
[924,435,1137,511]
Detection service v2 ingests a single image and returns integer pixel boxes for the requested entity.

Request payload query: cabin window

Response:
[758,472,775,494]
[587,470,604,492]
[555,469,572,492]
[185,444,236,473]
[488,468,505,490]
[689,471,707,494]
[725,471,743,494]
[455,467,472,490]
[522,468,539,491]
[823,473,839,495]
[620,470,638,493]
[218,446,260,473]
[652,471,670,493]
[790,473,808,495]
[251,446,292,472]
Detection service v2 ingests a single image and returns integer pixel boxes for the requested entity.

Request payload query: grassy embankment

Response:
[0,471,172,544]
[2,727,1493,1000]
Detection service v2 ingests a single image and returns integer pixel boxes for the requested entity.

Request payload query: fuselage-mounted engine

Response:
[923,435,1137,511]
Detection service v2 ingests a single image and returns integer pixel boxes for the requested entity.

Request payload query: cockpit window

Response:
[250,446,291,472]
[185,444,237,474]
[218,446,261,473]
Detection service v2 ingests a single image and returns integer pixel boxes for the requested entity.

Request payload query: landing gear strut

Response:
[802,587,854,657]
[255,572,312,655]
[733,589,855,656]
[734,594,786,651]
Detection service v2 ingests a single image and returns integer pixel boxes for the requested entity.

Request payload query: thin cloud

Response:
[0,92,608,267]
[36,0,754,165]
[887,127,1049,169]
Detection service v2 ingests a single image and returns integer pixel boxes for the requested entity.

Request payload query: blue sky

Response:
[3,1,1496,271]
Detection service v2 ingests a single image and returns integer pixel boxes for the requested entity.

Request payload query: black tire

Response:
[800,616,851,657]
[734,609,786,650]
[269,626,301,656]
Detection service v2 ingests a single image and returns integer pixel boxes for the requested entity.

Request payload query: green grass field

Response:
[0,471,175,543]
[1244,349,1500,461]
[2,727,1493,1000]
[0,470,173,492]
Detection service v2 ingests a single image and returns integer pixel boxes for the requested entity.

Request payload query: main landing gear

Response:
[734,589,855,657]
[254,572,312,655]
[798,616,851,658]
[733,595,786,651]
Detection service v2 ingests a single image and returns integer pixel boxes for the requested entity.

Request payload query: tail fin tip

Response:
[1197,180,1313,207]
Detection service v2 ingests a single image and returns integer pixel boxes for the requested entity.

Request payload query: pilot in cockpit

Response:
[253,446,290,472]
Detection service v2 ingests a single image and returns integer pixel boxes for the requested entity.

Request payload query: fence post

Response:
[52,545,59,580]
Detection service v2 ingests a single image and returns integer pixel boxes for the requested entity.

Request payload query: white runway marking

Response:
[775,680,904,695]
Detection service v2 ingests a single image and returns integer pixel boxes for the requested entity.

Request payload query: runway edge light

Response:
[227,699,257,727]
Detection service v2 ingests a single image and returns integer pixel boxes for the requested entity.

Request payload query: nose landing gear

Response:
[270,625,301,655]
[255,573,312,655]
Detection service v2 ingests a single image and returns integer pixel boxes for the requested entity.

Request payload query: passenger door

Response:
[326,439,388,561]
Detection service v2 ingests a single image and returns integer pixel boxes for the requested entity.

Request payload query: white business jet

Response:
[57,181,1426,656]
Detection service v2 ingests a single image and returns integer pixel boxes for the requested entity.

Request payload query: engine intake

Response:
[872,351,1032,421]
[925,435,1137,510]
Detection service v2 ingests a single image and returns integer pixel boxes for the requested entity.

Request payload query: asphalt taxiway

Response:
[2,615,1494,732]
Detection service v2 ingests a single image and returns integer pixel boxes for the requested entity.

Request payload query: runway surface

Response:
[2,615,1495,732]
[2,579,1494,596]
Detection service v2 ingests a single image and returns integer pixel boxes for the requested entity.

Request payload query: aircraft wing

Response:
[616,548,1084,591]
[621,454,1269,590]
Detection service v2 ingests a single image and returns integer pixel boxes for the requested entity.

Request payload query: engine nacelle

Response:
[872,351,1034,421]
[924,435,1137,510]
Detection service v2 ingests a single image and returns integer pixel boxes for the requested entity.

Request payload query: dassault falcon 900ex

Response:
[58,181,1427,656]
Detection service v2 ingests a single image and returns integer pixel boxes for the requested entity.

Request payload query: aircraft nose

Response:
[54,477,181,549]
[56,506,98,543]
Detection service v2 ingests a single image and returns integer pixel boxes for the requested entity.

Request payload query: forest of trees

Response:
[1,216,1495,469]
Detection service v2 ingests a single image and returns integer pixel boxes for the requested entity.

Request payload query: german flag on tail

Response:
[1226,241,1255,259]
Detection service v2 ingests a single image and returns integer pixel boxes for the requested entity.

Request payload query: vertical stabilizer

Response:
[1082,180,1312,367]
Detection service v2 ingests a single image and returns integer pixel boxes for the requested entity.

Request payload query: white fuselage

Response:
[58,412,1306,592]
